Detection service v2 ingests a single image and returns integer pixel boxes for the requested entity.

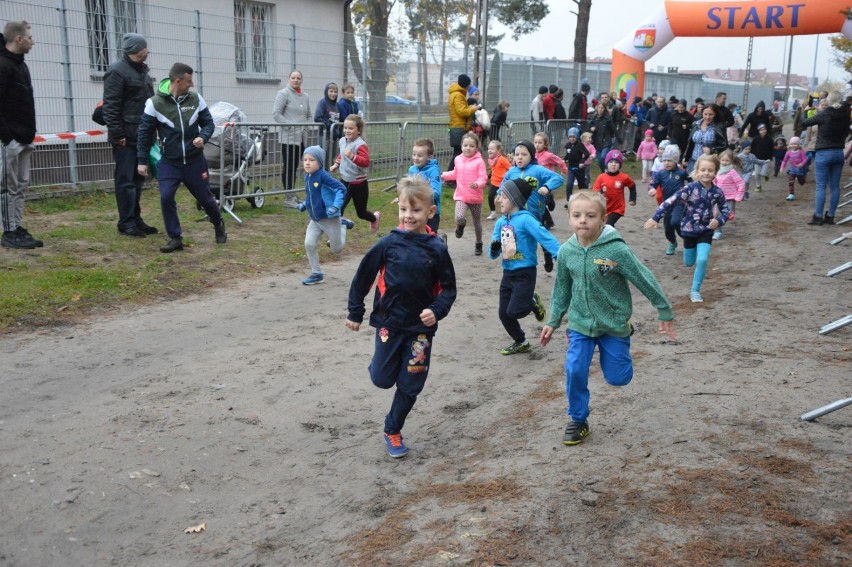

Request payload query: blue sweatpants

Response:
[370,328,433,435]
[564,329,633,423]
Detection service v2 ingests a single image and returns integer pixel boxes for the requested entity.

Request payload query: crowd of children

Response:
[289,92,816,457]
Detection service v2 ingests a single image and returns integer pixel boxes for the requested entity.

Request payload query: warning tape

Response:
[33,130,106,143]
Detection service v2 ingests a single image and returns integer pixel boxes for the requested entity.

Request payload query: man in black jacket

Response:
[103,33,157,237]
[0,21,41,249]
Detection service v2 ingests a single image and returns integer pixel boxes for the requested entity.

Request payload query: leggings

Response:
[341,179,377,223]
[454,201,483,243]
[281,143,303,191]
[606,212,623,226]
[683,232,713,293]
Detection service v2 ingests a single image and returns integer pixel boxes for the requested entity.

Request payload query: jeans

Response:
[813,148,844,217]
[564,329,633,423]
[113,144,145,231]
[596,145,611,173]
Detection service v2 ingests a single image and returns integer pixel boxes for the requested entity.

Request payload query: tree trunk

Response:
[573,0,591,88]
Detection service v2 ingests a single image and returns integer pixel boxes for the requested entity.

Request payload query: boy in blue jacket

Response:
[648,145,688,255]
[503,140,564,272]
[297,146,346,285]
[408,138,443,232]
[346,176,456,458]
[489,179,561,355]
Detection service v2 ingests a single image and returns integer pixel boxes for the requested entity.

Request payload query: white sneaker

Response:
[485,211,498,220]
[712,230,722,240]
[690,291,704,303]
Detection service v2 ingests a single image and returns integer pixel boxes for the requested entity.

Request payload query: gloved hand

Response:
[296,201,307,212]
[326,206,339,217]
[489,239,501,255]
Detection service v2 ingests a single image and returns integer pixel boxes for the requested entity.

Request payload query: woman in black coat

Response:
[668,98,694,157]
[589,102,618,172]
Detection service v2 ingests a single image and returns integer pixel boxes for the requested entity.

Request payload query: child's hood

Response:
[323,82,338,103]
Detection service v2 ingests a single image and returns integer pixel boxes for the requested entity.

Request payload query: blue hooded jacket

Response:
[489,209,561,270]
[503,163,564,220]
[304,166,346,221]
[408,159,443,215]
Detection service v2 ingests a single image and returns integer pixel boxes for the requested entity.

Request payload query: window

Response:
[234,1,273,75]
[86,0,138,73]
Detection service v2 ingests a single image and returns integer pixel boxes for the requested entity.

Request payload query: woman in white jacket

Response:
[273,70,312,191]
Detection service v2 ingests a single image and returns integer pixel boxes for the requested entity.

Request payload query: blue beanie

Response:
[568,127,580,138]
[303,145,325,167]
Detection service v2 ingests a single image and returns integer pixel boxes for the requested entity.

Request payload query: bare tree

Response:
[571,0,592,88]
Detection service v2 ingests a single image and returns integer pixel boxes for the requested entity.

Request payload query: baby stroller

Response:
[203,101,267,215]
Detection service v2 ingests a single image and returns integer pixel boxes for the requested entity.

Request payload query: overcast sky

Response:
[491,0,845,83]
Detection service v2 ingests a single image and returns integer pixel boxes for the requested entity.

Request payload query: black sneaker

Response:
[455,219,466,239]
[214,220,227,244]
[474,242,483,256]
[119,226,147,238]
[136,221,159,235]
[823,214,835,225]
[160,237,184,253]
[562,421,590,445]
[1,230,37,249]
[16,227,43,247]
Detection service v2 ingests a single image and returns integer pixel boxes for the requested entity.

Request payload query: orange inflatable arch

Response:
[611,0,852,101]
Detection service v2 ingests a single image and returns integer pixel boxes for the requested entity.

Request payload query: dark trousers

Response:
[281,143,303,190]
[663,209,681,244]
[342,179,377,222]
[487,182,498,212]
[370,329,434,435]
[427,213,441,233]
[566,166,588,200]
[498,267,537,343]
[606,212,623,226]
[157,157,223,238]
[113,144,145,231]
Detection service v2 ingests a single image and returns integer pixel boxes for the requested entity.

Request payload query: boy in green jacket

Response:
[540,191,677,445]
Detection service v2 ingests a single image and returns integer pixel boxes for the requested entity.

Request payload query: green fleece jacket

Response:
[546,226,673,337]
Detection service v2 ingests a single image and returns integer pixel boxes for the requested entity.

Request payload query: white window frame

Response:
[86,0,139,74]
[234,1,274,77]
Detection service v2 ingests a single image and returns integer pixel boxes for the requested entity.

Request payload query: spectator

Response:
[568,83,590,120]
[589,103,619,172]
[683,104,727,172]
[0,20,41,249]
[530,85,547,132]
[669,98,693,156]
[273,70,312,190]
[102,33,157,238]
[714,92,735,129]
[646,96,671,146]
[313,82,341,148]
[490,101,510,142]
[739,101,770,139]
[542,84,557,121]
[447,73,478,171]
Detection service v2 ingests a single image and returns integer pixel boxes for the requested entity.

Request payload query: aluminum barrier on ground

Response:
[507,119,590,152]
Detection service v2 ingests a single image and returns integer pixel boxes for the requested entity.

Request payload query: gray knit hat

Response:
[661,145,680,162]
[500,179,533,210]
[122,33,147,55]
[303,145,325,167]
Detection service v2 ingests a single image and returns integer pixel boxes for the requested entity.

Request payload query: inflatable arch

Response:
[611,0,852,101]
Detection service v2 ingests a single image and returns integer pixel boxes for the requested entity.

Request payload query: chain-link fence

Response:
[10,0,779,194]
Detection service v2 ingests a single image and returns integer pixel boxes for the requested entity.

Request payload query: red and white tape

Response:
[33,130,106,143]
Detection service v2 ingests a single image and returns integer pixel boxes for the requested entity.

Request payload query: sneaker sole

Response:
[563,429,590,445]
[303,280,324,286]
[1,241,38,249]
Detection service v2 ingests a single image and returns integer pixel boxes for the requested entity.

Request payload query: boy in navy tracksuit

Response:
[346,176,456,458]
[297,145,346,285]
[648,145,688,255]
[489,179,562,355]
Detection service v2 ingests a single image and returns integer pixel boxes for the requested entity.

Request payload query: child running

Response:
[489,179,561,355]
[345,176,457,458]
[441,133,488,255]
[712,149,745,239]
[636,129,658,182]
[736,140,765,200]
[541,190,676,445]
[648,145,688,255]
[330,114,380,232]
[534,132,568,229]
[592,149,636,227]
[780,136,808,202]
[485,140,512,220]
[651,139,672,177]
[503,140,564,272]
[580,131,596,187]
[408,138,443,233]
[297,146,347,286]
[644,154,730,303]
[563,127,590,205]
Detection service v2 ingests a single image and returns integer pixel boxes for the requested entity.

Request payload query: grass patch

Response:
[1,182,399,333]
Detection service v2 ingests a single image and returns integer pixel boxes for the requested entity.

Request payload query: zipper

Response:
[173,97,187,165]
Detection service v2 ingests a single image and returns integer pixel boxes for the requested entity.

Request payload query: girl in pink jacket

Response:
[712,149,745,239]
[442,133,488,255]
[636,129,658,182]
[779,136,808,201]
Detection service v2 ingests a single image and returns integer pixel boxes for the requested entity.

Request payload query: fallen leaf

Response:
[184,522,206,534]
[71,294,81,302]
[56,305,68,313]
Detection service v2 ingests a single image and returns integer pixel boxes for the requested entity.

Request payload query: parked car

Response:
[386,95,417,105]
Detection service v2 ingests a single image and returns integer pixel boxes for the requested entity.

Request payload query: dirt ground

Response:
[0,169,850,567]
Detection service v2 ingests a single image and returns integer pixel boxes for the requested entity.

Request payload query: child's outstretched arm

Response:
[345,240,386,330]
[616,247,677,340]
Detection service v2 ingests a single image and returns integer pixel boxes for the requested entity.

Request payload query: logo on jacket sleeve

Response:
[594,257,617,275]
